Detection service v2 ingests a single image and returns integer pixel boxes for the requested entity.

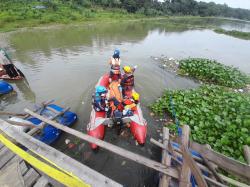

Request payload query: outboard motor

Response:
[0,80,13,95]
[113,109,124,134]
[113,109,123,125]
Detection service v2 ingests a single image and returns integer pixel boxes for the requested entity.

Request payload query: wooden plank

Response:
[0,111,26,117]
[0,119,123,187]
[0,155,21,171]
[6,119,40,129]
[150,138,203,163]
[46,106,62,114]
[179,125,191,187]
[219,174,250,187]
[33,176,50,187]
[23,168,40,187]
[159,127,171,187]
[0,142,4,150]
[190,141,250,182]
[203,156,225,183]
[243,145,250,165]
[27,107,70,136]
[181,145,208,187]
[19,161,28,175]
[23,109,179,178]
[0,147,16,169]
[23,100,54,119]
[204,176,227,187]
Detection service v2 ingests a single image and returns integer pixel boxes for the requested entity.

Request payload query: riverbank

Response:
[1,0,250,34]
[214,28,250,40]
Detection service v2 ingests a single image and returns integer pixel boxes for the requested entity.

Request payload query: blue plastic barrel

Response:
[0,80,13,94]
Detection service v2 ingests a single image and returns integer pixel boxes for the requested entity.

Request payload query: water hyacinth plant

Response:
[151,85,250,162]
[179,58,249,88]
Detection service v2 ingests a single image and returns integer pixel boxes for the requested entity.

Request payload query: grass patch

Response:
[179,58,250,88]
[214,28,250,40]
[151,85,250,161]
[0,1,148,32]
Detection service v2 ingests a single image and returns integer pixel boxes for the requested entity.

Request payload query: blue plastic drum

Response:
[0,80,13,94]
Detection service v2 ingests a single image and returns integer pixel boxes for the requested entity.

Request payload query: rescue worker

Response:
[92,86,108,112]
[122,92,140,117]
[108,49,121,83]
[121,65,136,97]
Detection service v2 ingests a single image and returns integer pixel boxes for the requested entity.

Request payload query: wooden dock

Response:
[0,119,122,187]
[0,105,250,187]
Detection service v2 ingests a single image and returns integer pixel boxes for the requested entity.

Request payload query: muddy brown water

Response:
[1,18,250,187]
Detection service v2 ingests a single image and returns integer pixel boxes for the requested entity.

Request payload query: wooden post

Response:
[203,144,225,184]
[243,145,250,165]
[159,127,172,187]
[179,125,191,187]
[181,145,208,187]
[24,109,179,178]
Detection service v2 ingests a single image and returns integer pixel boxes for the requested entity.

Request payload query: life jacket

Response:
[111,58,121,67]
[110,58,121,74]
[122,74,134,87]
[92,94,106,112]
[123,98,137,111]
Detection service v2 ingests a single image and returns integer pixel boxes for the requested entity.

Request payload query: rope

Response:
[169,95,182,136]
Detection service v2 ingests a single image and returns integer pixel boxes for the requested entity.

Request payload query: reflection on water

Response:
[1,18,250,186]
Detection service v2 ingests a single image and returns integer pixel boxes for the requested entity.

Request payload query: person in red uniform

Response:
[122,92,140,117]
[121,65,136,97]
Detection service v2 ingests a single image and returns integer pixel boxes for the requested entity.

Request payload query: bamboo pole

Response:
[181,145,208,187]
[6,119,40,129]
[159,127,171,187]
[0,111,26,117]
[243,145,250,165]
[24,108,179,178]
[179,125,191,187]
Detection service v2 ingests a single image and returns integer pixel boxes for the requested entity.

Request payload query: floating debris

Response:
[65,139,70,145]
[121,161,126,166]
[150,112,155,116]
[68,143,76,149]
[152,56,179,73]
[135,141,139,146]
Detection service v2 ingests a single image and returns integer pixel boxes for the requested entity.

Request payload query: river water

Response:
[1,18,250,186]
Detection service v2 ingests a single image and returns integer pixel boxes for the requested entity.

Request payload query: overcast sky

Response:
[197,0,250,9]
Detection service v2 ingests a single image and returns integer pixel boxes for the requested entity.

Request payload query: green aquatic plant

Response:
[151,85,250,162]
[179,58,249,88]
[214,28,250,40]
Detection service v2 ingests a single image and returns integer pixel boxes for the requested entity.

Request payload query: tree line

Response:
[2,0,250,20]
[54,0,250,20]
